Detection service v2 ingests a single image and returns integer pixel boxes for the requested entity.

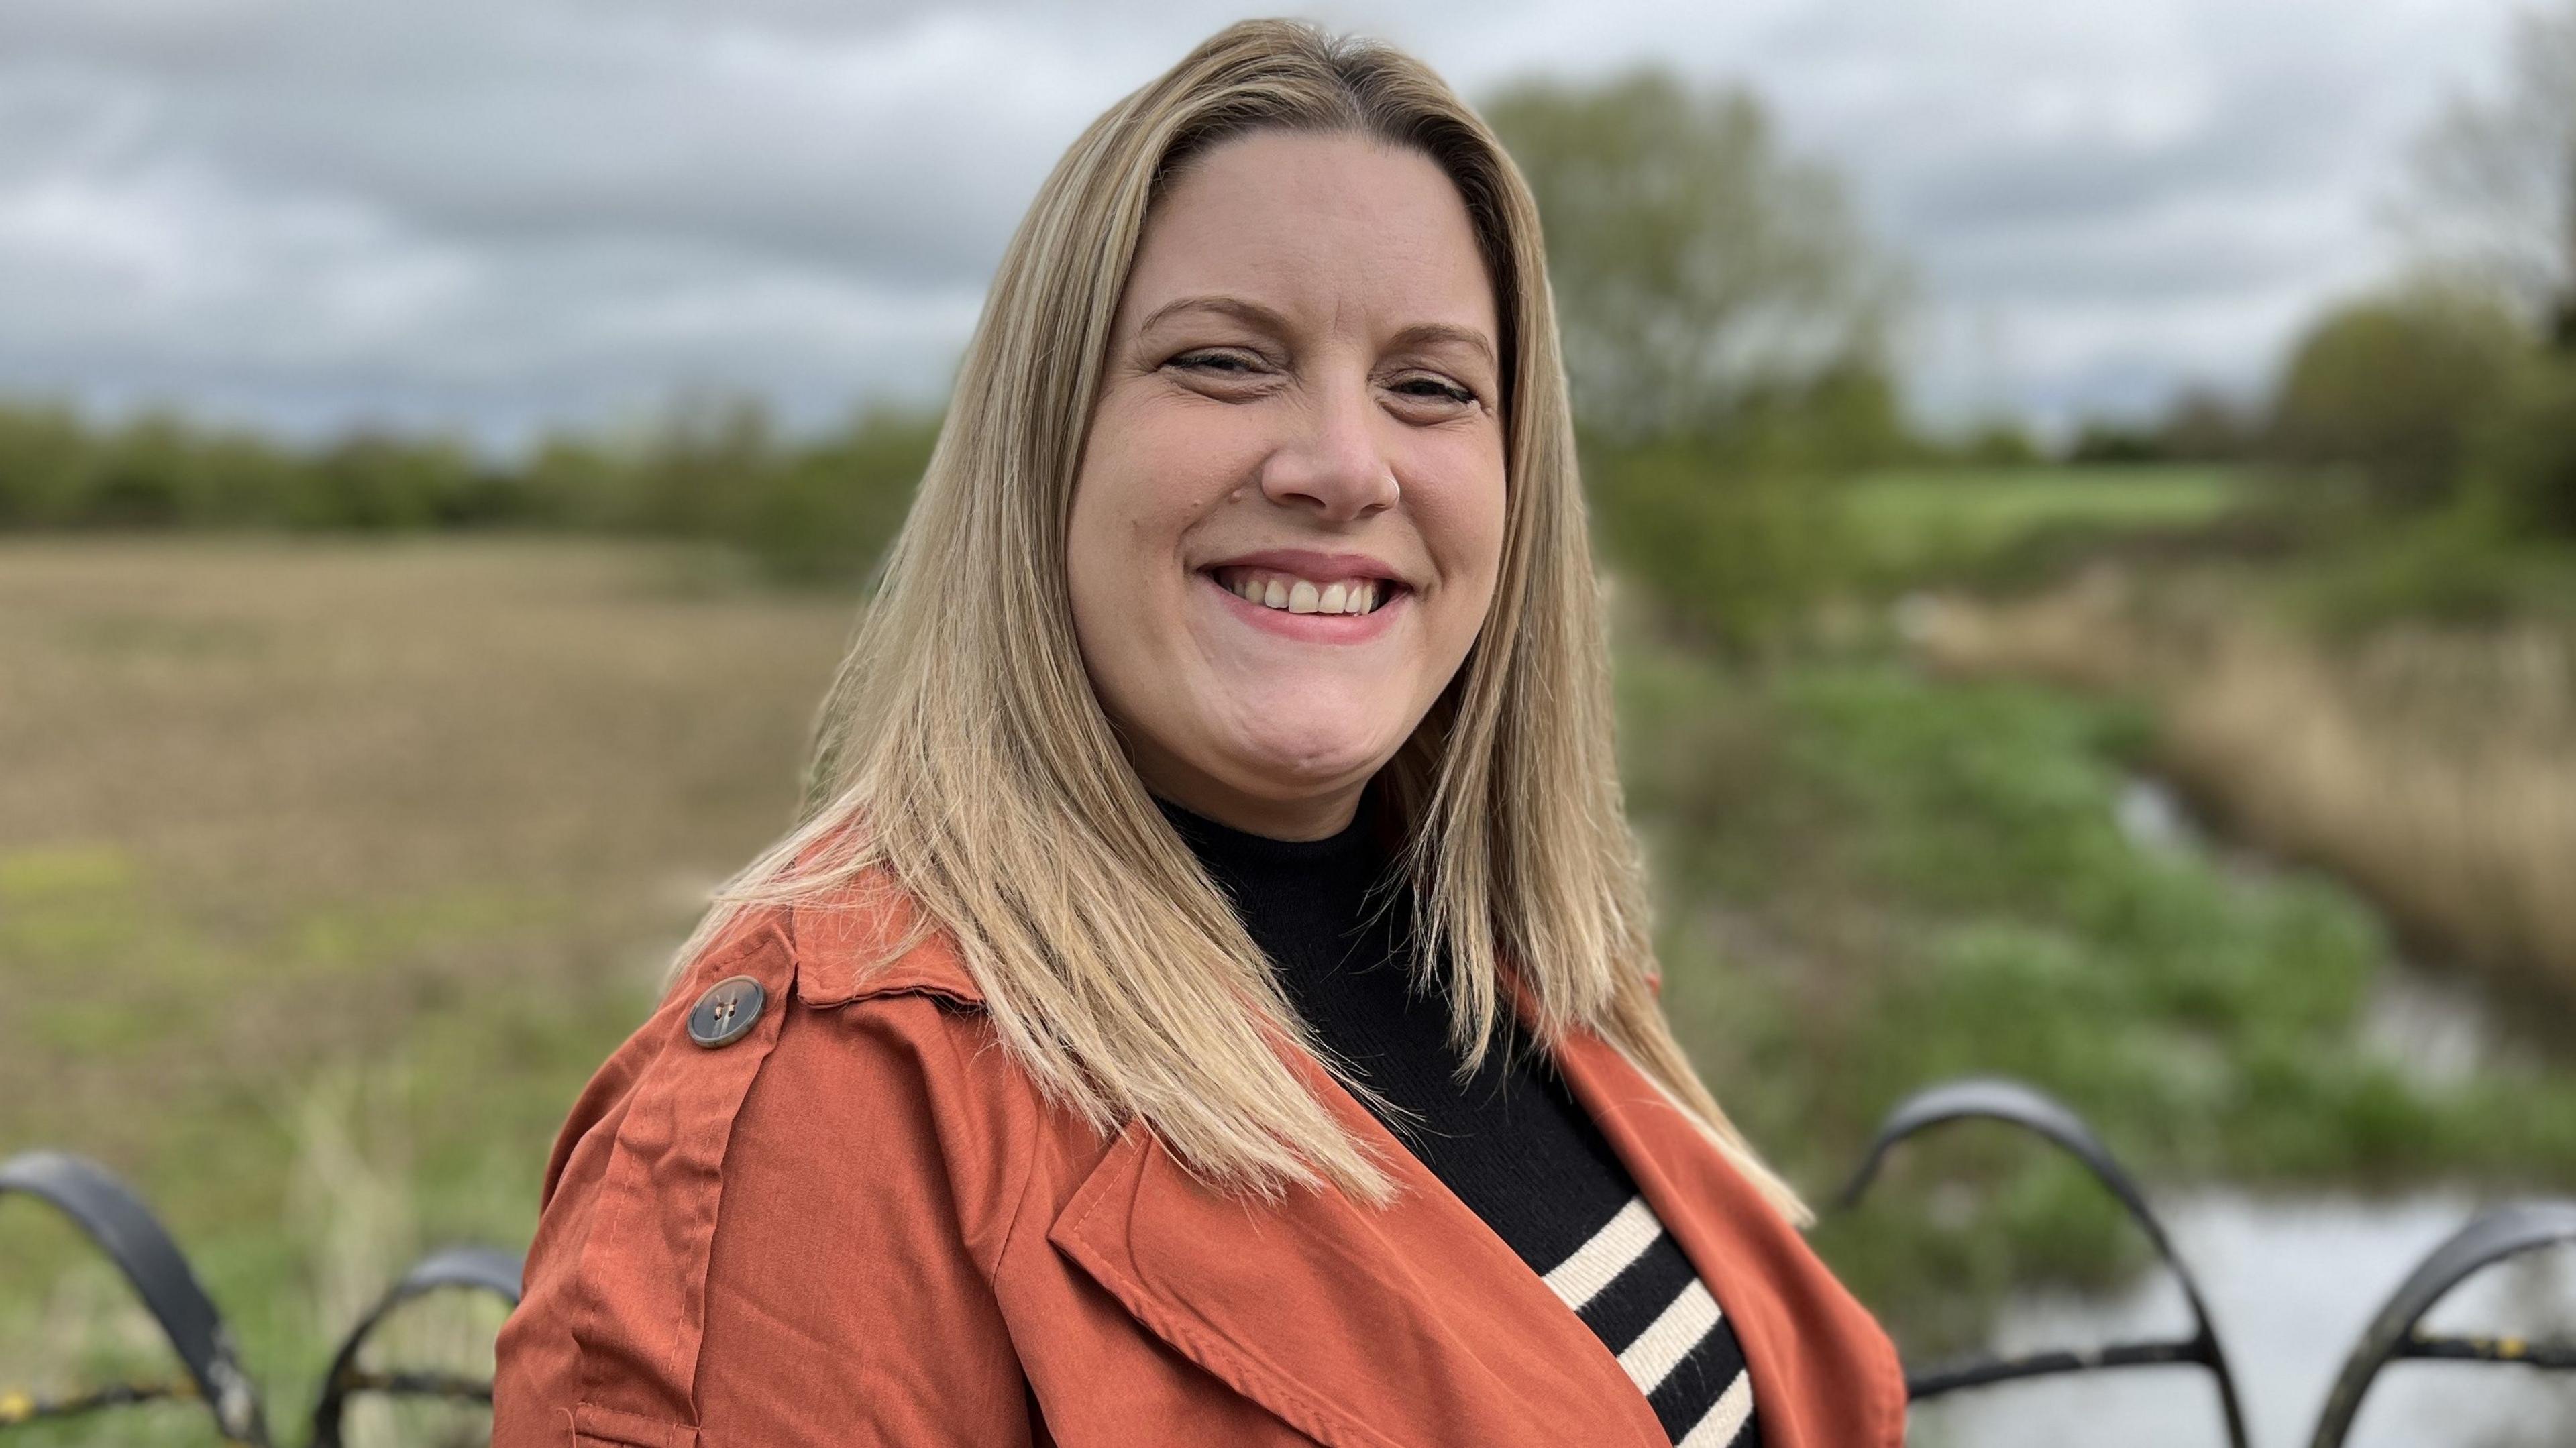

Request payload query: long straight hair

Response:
[670,17,1808,1225]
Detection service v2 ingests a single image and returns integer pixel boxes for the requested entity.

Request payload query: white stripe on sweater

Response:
[1679,1369,1756,1447]
[1541,1194,1660,1307]
[1619,1278,1721,1391]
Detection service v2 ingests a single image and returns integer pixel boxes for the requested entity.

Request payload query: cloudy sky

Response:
[0,0,2530,449]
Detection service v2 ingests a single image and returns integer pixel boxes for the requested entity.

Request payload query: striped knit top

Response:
[1160,794,1762,1448]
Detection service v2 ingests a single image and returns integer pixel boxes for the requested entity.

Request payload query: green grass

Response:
[1846,464,2249,583]
[0,842,650,1447]
[8,535,2575,1431]
[0,538,853,1446]
[1617,633,2576,1351]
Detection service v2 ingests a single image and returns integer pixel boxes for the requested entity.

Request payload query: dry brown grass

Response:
[0,538,860,1434]
[0,536,853,902]
[1914,563,2576,995]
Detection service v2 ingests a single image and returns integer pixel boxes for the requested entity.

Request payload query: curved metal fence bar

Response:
[1833,1076,2251,1448]
[0,1380,201,1429]
[309,1244,523,1448]
[2308,1200,2576,1448]
[26,1110,2561,1448]
[0,1149,272,1445]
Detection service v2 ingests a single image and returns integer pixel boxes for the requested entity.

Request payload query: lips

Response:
[1200,549,1411,595]
[1200,561,1411,634]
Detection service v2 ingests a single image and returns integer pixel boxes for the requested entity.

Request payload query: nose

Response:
[1255,372,1399,523]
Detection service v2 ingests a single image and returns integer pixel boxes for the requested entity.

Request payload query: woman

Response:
[492,17,1902,1448]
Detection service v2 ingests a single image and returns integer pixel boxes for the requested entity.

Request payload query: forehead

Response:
[1120,129,1497,341]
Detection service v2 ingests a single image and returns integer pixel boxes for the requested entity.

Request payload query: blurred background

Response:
[3,1,2574,1444]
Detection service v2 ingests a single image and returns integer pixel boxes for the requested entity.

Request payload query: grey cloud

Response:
[2,5,1119,284]
[0,0,2537,444]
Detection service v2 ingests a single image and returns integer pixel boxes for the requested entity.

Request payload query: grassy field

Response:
[6,525,2575,1441]
[0,538,855,1445]
[1614,618,2576,1346]
[1846,464,2248,583]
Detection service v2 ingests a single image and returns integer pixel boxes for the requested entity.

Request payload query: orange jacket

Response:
[492,873,1907,1447]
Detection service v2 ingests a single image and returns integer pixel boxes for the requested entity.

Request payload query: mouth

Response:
[1203,563,1405,616]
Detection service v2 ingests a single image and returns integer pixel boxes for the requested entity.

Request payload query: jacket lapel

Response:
[1550,1009,1909,1448]
[1046,1012,1676,1448]
[807,871,1900,1445]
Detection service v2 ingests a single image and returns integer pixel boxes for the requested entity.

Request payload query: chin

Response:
[1220,710,1403,795]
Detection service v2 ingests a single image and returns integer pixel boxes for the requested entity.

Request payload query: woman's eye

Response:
[1171,351,1262,376]
[1394,376,1476,406]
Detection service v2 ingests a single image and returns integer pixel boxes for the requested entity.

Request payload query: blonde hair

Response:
[672,16,1808,1225]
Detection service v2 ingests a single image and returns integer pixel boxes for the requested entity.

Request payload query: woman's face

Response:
[1066,129,1509,841]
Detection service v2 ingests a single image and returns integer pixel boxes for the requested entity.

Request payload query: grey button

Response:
[688,974,766,1048]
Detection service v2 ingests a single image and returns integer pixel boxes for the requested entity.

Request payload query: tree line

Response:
[1,3,2569,616]
[0,397,941,584]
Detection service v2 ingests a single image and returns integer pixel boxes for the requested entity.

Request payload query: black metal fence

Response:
[1841,1078,2576,1446]
[7,1076,2572,1446]
[0,1152,517,1447]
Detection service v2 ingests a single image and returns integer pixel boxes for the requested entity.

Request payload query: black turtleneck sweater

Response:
[1157,794,1762,1448]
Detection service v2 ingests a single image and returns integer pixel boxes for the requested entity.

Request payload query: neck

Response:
[1152,791,1399,988]
[1128,757,1367,841]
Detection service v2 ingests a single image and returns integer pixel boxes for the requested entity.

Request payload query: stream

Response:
[1907,776,2576,1448]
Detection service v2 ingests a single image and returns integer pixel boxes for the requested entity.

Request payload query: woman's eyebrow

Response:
[1136,294,1290,337]
[1138,295,1496,372]
[1387,321,1497,373]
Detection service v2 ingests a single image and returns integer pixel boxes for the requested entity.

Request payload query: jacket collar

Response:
[1044,978,1678,1448]
[1548,991,1907,1448]
[1049,964,1902,1448]
[797,884,1901,1447]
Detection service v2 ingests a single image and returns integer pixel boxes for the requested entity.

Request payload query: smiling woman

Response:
[1069,129,1508,840]
[492,17,1902,1448]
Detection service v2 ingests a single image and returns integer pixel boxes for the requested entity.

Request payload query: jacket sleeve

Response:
[492,917,1034,1447]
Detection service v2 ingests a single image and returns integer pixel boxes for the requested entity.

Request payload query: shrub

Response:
[1585,436,1853,651]
[2265,286,2527,511]
[719,407,939,585]
[2469,354,2576,537]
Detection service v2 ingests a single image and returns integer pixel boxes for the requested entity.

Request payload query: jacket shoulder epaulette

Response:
[495,886,1035,1447]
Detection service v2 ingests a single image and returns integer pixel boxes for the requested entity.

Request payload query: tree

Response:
[0,402,91,525]
[2265,286,2528,510]
[1483,70,1900,445]
[2396,0,2576,345]
[1953,419,2043,468]
[1481,70,1902,650]
[721,404,938,585]
[2470,355,2576,533]
[2155,387,2256,463]
[2065,421,2165,466]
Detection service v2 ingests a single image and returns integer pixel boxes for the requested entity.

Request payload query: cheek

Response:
[1069,406,1168,600]
[1413,439,1509,622]
[1072,399,1260,562]
[1065,413,1144,688]
[1063,396,1251,688]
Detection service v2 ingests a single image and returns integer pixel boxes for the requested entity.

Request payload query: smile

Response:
[1208,565,1393,616]
[1195,567,1409,643]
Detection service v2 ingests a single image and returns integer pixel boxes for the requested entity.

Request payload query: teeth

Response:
[1220,569,1391,615]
